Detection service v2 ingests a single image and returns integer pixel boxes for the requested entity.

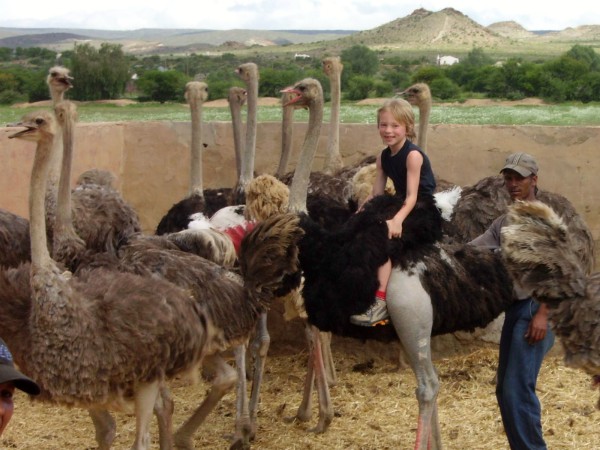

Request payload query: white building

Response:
[437,55,460,66]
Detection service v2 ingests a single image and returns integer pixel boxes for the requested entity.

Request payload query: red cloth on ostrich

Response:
[223,221,257,256]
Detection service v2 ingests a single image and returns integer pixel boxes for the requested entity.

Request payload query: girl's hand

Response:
[386,219,402,239]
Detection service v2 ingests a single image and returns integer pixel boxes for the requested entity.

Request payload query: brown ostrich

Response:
[5,109,304,450]
[228,86,247,181]
[232,62,259,204]
[4,109,216,450]
[50,100,141,266]
[45,66,73,235]
[0,209,30,267]
[321,56,344,175]
[276,88,296,178]
[501,200,600,404]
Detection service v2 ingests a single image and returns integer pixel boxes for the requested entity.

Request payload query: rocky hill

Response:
[339,8,507,49]
[1,8,599,56]
[487,21,535,39]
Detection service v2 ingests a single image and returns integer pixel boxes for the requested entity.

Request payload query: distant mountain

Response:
[335,8,507,49]
[1,8,599,56]
[487,21,535,39]
[0,27,357,53]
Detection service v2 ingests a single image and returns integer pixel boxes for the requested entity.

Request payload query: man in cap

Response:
[470,152,555,450]
[0,338,40,436]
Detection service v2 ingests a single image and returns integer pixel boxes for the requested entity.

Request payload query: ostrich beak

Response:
[280,87,303,107]
[7,120,39,139]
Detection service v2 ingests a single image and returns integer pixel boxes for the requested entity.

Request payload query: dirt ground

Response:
[2,338,599,450]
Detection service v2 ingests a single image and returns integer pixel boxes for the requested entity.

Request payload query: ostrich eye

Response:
[35,118,45,125]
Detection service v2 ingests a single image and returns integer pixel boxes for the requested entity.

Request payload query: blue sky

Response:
[1,0,597,32]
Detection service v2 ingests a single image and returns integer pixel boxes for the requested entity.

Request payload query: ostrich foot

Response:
[173,433,194,450]
[307,414,333,434]
[231,419,255,449]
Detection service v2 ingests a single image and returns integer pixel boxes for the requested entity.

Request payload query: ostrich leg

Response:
[386,270,442,450]
[248,313,270,425]
[233,344,253,447]
[320,331,338,386]
[237,312,271,444]
[132,381,161,450]
[154,385,175,450]
[291,323,334,432]
[88,408,116,450]
[174,355,238,450]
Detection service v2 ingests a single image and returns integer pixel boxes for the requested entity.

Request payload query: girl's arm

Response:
[359,153,387,210]
[386,150,423,238]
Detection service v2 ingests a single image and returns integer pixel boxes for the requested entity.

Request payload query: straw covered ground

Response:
[2,334,599,450]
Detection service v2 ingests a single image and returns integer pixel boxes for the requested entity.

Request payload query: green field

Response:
[3,101,600,126]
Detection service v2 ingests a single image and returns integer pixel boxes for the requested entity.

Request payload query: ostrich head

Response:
[398,83,431,107]
[184,81,209,105]
[46,66,73,97]
[322,56,343,77]
[281,78,323,108]
[8,110,57,144]
[227,86,247,107]
[235,62,259,84]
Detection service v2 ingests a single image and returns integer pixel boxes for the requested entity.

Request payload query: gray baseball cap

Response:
[501,152,539,177]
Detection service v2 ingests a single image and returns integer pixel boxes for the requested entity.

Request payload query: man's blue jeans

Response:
[496,298,555,450]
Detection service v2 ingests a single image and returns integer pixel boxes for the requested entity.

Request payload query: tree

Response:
[70,43,130,100]
[346,75,374,100]
[341,45,379,88]
[136,70,188,103]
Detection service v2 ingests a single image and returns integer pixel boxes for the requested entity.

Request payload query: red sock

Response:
[375,290,387,301]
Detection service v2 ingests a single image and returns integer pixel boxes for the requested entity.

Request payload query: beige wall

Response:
[2,121,599,265]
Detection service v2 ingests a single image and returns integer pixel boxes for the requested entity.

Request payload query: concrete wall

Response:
[3,120,598,254]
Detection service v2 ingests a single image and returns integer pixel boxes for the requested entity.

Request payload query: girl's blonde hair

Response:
[377,98,416,141]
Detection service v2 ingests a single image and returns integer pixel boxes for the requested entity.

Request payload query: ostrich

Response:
[0,209,30,267]
[5,109,304,450]
[276,88,296,178]
[228,86,247,181]
[155,81,226,234]
[500,200,600,405]
[232,62,259,204]
[49,100,141,266]
[5,109,216,450]
[45,66,73,237]
[279,78,516,449]
[321,56,344,175]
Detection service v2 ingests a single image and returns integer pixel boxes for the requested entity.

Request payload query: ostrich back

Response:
[2,264,213,407]
[72,184,141,255]
[298,195,513,339]
[0,209,30,267]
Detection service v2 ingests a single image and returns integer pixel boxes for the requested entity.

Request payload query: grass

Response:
[3,101,600,126]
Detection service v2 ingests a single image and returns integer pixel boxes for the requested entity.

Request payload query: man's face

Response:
[0,382,15,436]
[502,170,537,201]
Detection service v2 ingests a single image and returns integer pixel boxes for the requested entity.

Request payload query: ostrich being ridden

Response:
[279,78,515,450]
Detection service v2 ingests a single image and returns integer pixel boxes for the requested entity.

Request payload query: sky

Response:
[1,0,598,32]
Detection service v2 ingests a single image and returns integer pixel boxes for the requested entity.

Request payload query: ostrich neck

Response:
[189,102,204,197]
[239,81,258,188]
[288,99,323,213]
[46,90,66,222]
[277,104,294,178]
[417,101,431,153]
[55,116,75,233]
[230,103,244,181]
[323,74,342,175]
[30,139,56,270]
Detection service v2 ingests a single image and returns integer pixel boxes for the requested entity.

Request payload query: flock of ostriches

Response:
[0,59,597,450]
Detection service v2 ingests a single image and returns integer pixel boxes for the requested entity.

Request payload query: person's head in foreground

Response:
[0,338,40,436]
